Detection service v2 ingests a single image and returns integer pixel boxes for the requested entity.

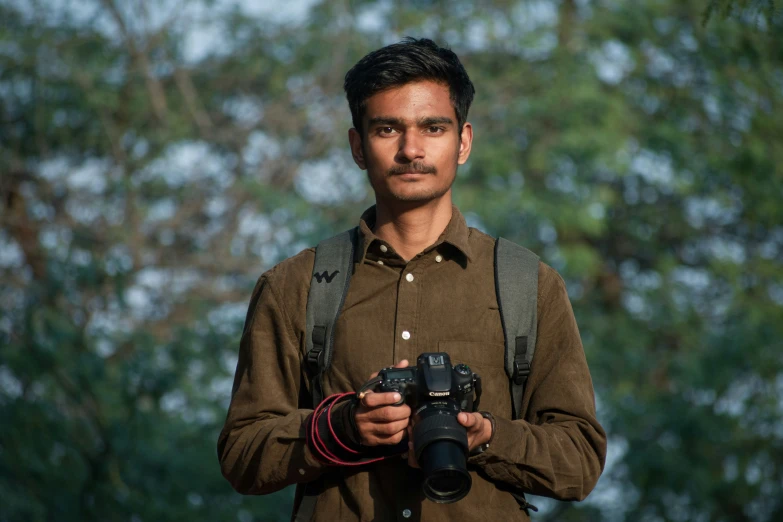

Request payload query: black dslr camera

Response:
[373,352,482,503]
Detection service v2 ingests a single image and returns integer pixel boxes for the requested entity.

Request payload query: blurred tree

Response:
[1,1,781,521]
[703,0,779,26]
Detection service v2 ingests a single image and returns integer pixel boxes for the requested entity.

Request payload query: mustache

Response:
[387,162,437,176]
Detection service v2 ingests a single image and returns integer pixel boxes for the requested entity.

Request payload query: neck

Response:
[373,195,453,261]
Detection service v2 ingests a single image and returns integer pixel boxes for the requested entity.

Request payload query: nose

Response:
[397,132,425,162]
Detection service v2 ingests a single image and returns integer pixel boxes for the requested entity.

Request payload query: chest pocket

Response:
[437,340,512,417]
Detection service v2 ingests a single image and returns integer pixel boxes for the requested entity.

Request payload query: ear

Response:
[457,122,473,165]
[348,128,366,170]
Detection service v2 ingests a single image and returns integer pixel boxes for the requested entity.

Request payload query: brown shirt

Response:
[218,206,606,522]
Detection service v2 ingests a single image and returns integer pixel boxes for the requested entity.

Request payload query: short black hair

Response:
[344,38,475,134]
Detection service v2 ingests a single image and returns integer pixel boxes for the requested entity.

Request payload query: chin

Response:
[388,187,449,202]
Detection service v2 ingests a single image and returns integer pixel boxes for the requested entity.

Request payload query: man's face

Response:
[348,81,473,205]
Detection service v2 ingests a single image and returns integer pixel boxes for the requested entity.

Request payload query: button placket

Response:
[396,468,421,522]
[394,260,420,362]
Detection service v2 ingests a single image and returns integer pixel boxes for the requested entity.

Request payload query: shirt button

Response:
[380,244,388,253]
[298,469,305,475]
[435,255,443,263]
[401,331,411,340]
[377,260,384,266]
[402,509,412,518]
[405,273,414,282]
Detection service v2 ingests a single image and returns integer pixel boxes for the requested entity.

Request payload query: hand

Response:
[457,412,493,451]
[405,412,493,469]
[354,360,411,446]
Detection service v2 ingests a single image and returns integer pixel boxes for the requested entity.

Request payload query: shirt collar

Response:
[356,205,474,263]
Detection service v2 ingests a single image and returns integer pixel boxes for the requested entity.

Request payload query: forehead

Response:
[362,81,455,122]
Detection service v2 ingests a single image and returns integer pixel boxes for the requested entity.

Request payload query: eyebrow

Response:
[367,116,455,127]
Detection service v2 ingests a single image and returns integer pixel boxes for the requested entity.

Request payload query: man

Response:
[218,38,606,521]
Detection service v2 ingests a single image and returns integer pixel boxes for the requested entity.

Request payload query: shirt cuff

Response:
[330,399,364,450]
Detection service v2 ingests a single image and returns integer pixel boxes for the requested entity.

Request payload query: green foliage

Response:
[703,0,780,27]
[1,1,782,521]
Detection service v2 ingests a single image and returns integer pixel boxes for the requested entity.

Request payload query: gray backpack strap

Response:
[494,237,539,420]
[296,228,357,522]
[304,227,358,407]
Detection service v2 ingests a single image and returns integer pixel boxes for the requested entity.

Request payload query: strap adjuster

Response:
[307,324,327,375]
[512,336,530,385]
[512,359,530,385]
[306,346,323,375]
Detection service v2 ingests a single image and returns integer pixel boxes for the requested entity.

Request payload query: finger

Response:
[367,419,410,437]
[360,405,411,423]
[362,392,403,409]
[364,429,407,446]
[358,389,375,408]
[371,433,407,445]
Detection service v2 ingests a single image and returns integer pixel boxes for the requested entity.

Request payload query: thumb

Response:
[458,412,476,427]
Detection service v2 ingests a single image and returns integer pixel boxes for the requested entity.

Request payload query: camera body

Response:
[377,353,478,413]
[372,352,482,504]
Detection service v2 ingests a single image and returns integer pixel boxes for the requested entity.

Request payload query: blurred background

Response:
[1,0,782,520]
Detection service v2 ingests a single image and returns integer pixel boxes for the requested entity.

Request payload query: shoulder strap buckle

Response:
[512,359,530,385]
[306,346,323,375]
[306,325,327,376]
[512,335,530,385]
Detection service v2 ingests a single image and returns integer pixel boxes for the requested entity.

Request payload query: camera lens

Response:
[420,440,472,503]
[413,403,472,503]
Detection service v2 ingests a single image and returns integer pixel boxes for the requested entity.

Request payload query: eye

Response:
[426,126,445,134]
[377,126,396,136]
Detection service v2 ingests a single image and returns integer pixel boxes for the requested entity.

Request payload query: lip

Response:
[392,172,430,178]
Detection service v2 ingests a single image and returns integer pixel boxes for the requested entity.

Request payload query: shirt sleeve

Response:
[468,265,607,501]
[217,274,328,495]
